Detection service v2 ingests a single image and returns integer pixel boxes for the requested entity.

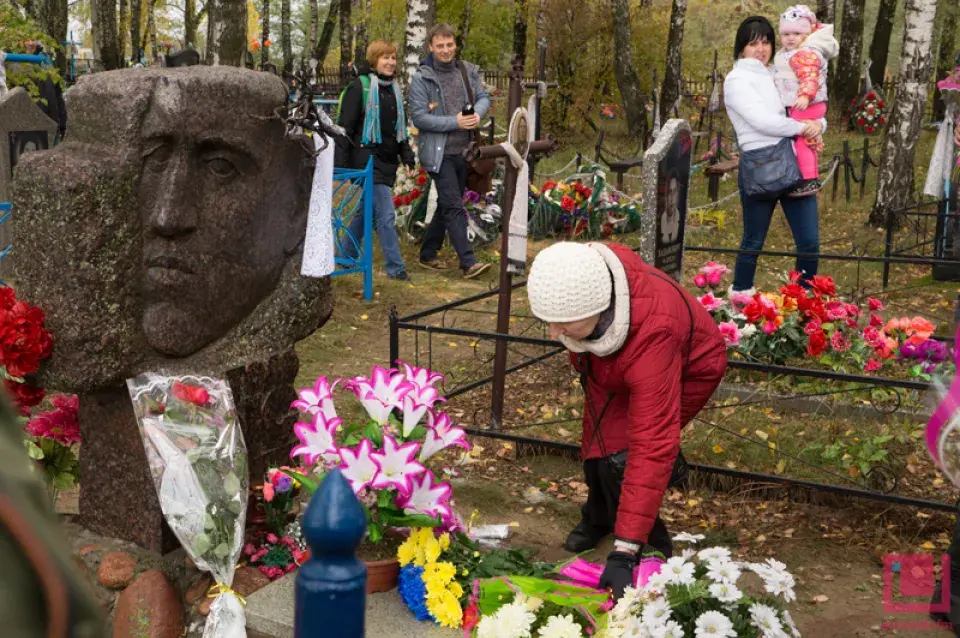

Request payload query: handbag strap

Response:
[458,61,482,146]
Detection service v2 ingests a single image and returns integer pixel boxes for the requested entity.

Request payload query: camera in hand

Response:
[462,104,475,116]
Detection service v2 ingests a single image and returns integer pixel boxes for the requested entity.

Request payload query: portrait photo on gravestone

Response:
[640,119,692,282]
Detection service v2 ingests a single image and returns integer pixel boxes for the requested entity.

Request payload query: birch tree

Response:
[611,0,647,140]
[868,0,899,87]
[832,0,867,115]
[404,0,434,85]
[281,0,292,72]
[660,0,688,121]
[308,0,318,56]
[314,0,338,64]
[146,0,157,58]
[338,0,351,77]
[91,0,121,69]
[206,0,248,66]
[869,0,939,226]
[456,0,471,50]
[816,0,835,24]
[261,0,270,64]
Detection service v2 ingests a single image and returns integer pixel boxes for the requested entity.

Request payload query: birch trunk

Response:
[205,0,247,66]
[869,0,939,226]
[611,0,647,140]
[660,0,687,121]
[456,0,471,50]
[183,0,199,49]
[261,0,270,65]
[146,0,157,58]
[868,0,899,87]
[404,0,433,85]
[338,0,351,78]
[832,0,867,115]
[816,0,835,23]
[314,0,338,64]
[309,0,318,56]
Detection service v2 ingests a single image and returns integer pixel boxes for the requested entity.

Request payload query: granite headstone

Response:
[640,119,692,282]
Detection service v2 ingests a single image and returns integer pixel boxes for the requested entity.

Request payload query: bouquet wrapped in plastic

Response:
[127,373,249,638]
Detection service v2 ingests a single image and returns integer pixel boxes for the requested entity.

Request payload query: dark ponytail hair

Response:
[733,16,775,61]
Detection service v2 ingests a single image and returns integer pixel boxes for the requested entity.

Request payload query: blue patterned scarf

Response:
[361,74,407,146]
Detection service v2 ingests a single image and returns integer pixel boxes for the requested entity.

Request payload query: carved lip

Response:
[144,255,195,274]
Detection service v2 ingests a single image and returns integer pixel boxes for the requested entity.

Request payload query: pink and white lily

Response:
[345,366,413,425]
[291,376,339,421]
[399,362,446,391]
[338,439,380,494]
[419,410,470,462]
[370,434,425,496]
[396,470,453,523]
[401,384,445,437]
[290,412,342,466]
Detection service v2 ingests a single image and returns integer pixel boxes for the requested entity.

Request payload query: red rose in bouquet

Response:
[393,197,403,207]
[560,195,576,212]
[857,117,866,126]
[411,188,421,199]
[810,275,836,297]
[416,175,428,185]
[172,381,210,406]
[807,330,828,357]
[0,299,54,378]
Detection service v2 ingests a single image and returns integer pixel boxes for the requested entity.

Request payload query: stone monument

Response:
[640,119,692,282]
[10,67,334,551]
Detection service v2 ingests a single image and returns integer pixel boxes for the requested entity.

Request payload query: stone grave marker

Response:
[11,67,335,551]
[640,118,693,281]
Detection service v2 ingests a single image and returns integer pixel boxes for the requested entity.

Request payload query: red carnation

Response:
[393,197,402,207]
[0,300,54,378]
[172,381,210,406]
[26,394,79,445]
[810,275,836,297]
[857,117,866,126]
[416,175,428,185]
[865,126,875,134]
[4,379,45,416]
[866,91,876,100]
[410,188,422,199]
[0,287,15,311]
[807,330,828,357]
[560,195,576,212]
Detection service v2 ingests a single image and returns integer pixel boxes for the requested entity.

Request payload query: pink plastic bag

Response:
[558,556,664,590]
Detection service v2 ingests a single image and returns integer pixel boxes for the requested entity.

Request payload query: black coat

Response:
[334,75,415,187]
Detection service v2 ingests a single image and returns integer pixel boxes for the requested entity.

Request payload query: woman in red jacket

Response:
[526,241,727,599]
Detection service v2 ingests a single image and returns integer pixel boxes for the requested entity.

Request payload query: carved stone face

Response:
[137,74,305,356]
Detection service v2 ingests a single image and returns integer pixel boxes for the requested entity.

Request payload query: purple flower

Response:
[924,362,938,375]
[463,190,481,204]
[920,340,948,363]
[275,475,293,493]
[899,341,920,359]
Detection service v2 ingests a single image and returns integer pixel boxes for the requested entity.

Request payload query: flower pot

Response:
[365,558,400,594]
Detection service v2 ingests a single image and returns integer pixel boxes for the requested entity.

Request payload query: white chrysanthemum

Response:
[643,571,671,595]
[749,603,786,637]
[537,613,584,638]
[764,573,797,603]
[663,556,696,585]
[525,597,545,613]
[764,558,788,573]
[640,597,672,626]
[697,547,732,564]
[706,560,741,584]
[781,610,802,637]
[681,548,697,560]
[740,323,757,337]
[493,601,537,638]
[708,580,743,604]
[476,614,500,638]
[651,620,685,638]
[672,532,705,544]
[611,587,641,621]
[694,610,737,637]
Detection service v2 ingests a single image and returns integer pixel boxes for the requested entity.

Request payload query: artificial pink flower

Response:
[863,326,885,349]
[845,303,860,317]
[761,320,778,335]
[697,292,725,313]
[868,298,884,311]
[290,412,342,466]
[419,410,470,462]
[870,313,883,328]
[729,290,754,310]
[401,384,445,437]
[263,482,275,502]
[291,376,339,421]
[266,533,279,544]
[399,362,446,391]
[26,395,80,445]
[717,320,741,347]
[244,543,256,556]
[345,366,413,425]
[706,270,723,286]
[845,317,859,328]
[369,434,425,496]
[338,439,380,494]
[824,301,847,322]
[693,273,708,288]
[700,261,731,278]
[396,470,453,523]
[864,359,882,372]
[803,319,822,335]
[830,331,850,352]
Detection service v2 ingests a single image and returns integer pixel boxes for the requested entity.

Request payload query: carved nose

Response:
[148,152,197,237]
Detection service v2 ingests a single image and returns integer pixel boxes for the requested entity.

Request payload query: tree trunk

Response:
[262,0,270,65]
[513,0,528,67]
[314,0,338,64]
[832,0,867,117]
[660,0,688,121]
[92,0,121,69]
[610,0,647,140]
[206,0,248,66]
[456,0,471,50]
[869,0,939,226]
[309,0,318,56]
[338,0,351,78]
[184,0,198,49]
[39,0,69,74]
[147,0,157,58]
[130,0,142,61]
[352,0,366,71]
[404,0,434,85]
[534,0,546,68]
[816,0,835,23]
[281,0,292,72]
[932,0,958,121]
[639,0,653,8]
[118,0,129,64]
[868,0,898,87]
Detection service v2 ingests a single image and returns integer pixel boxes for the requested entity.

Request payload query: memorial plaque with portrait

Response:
[8,130,49,178]
[654,128,692,281]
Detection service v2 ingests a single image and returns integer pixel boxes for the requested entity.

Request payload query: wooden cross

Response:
[464,56,559,431]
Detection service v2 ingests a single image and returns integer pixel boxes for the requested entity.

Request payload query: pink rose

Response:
[729,290,754,309]
[693,274,708,288]
[718,320,741,347]
[700,261,731,278]
[762,320,778,335]
[706,270,723,286]
[803,319,822,335]
[864,359,882,372]
[868,298,884,311]
[266,533,279,544]
[825,301,847,321]
[698,292,725,313]
[263,482,275,503]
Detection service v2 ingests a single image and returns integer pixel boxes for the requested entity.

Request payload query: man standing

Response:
[408,23,491,279]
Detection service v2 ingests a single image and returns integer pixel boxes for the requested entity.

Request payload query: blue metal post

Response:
[295,469,367,638]
[361,157,374,302]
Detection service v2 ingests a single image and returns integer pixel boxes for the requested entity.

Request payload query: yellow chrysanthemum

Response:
[424,561,457,584]
[423,538,442,564]
[426,589,463,628]
[397,540,417,567]
[438,533,451,550]
[448,580,464,599]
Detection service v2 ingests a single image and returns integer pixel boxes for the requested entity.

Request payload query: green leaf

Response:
[52,472,76,490]
[24,440,44,460]
[213,543,232,559]
[382,512,443,528]
[193,534,212,557]
[223,472,241,495]
[367,522,383,543]
[362,422,383,447]
[281,469,323,495]
[407,425,427,441]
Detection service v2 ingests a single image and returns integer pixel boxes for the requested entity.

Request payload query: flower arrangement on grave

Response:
[286,364,469,553]
[540,177,595,238]
[396,526,562,630]
[243,530,307,580]
[259,466,303,534]
[849,89,887,135]
[536,168,641,240]
[463,188,503,247]
[693,263,953,379]
[126,373,249,636]
[394,165,433,242]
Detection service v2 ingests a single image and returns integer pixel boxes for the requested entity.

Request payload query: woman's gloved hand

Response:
[597,550,638,600]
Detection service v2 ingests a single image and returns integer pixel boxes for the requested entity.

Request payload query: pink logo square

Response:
[883,554,950,613]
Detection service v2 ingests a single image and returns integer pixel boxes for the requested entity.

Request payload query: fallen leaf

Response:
[811,595,829,604]
[509,521,520,527]
[712,444,724,454]
[755,534,766,543]
[784,528,794,538]
[755,430,769,441]
[822,574,834,581]
[523,507,533,514]
[687,499,700,508]
[558,428,572,437]
[922,541,936,550]
[360,314,369,320]
[449,342,458,347]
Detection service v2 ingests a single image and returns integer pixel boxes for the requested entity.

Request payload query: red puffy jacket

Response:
[571,244,727,544]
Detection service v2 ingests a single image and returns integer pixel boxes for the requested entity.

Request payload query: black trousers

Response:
[580,451,688,559]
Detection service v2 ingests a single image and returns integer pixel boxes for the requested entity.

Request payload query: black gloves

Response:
[598,550,638,600]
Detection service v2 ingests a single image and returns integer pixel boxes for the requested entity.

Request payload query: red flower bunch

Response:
[172,381,210,406]
[5,379,45,416]
[244,532,306,580]
[850,90,886,135]
[26,394,80,445]
[560,195,576,212]
[573,182,592,199]
[0,288,53,379]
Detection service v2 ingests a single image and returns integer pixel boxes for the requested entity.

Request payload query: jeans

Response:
[732,186,819,291]
[347,183,407,278]
[419,154,477,270]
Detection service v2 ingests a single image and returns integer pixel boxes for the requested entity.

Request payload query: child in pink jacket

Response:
[774,5,838,197]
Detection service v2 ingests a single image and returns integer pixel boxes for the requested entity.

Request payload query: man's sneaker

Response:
[463,263,491,279]
[389,271,412,282]
[418,258,449,271]
[787,179,822,197]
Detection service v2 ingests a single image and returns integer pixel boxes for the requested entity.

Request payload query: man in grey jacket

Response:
[408,23,491,279]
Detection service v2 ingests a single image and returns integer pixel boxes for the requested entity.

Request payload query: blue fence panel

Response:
[331,157,374,301]
[0,202,10,286]
[295,469,367,638]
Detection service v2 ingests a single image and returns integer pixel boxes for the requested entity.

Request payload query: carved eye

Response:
[205,157,238,179]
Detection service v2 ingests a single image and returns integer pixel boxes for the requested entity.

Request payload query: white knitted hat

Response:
[526,242,612,323]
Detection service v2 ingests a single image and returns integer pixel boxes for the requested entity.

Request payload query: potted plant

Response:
[285,363,468,592]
